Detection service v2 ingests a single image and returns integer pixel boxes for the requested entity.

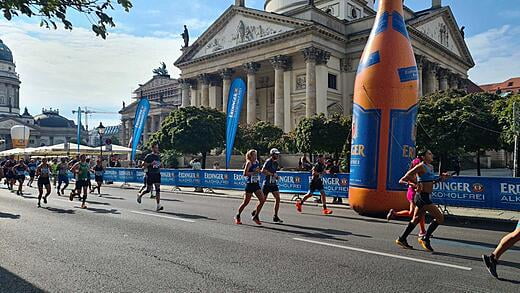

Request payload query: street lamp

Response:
[97,122,106,160]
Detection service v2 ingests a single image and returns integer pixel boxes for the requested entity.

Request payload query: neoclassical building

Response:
[119,72,181,146]
[174,0,474,132]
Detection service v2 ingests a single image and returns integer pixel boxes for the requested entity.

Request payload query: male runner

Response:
[12,159,28,195]
[261,148,283,223]
[57,158,69,195]
[137,143,163,211]
[70,154,90,209]
[295,155,333,215]
[27,159,37,187]
[36,158,52,208]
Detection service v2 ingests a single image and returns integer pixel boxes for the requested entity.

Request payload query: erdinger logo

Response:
[223,174,229,180]
[340,178,348,186]
[472,183,484,193]
[294,176,301,184]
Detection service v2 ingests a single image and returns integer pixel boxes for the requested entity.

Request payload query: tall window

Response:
[328,73,337,90]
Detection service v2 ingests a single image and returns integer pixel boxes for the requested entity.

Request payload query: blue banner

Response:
[131,98,151,161]
[225,78,246,169]
[386,105,418,191]
[101,168,520,211]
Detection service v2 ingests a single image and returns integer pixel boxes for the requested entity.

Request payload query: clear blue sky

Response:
[1,0,518,128]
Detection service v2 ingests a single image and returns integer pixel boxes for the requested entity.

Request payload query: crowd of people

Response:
[0,154,106,208]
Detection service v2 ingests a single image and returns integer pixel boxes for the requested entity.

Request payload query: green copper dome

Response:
[0,39,14,62]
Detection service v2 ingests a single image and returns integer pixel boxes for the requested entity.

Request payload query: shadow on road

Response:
[433,251,520,270]
[98,195,125,200]
[84,207,121,215]
[0,211,20,219]
[158,198,183,203]
[434,236,520,252]
[442,217,517,233]
[19,194,37,200]
[147,210,215,220]
[498,277,520,284]
[259,222,371,242]
[44,207,75,215]
[0,266,44,292]
[84,200,111,206]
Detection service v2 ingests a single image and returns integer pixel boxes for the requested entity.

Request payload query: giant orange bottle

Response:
[349,0,419,215]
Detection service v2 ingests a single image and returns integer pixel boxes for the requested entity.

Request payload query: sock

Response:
[400,222,417,240]
[424,220,439,240]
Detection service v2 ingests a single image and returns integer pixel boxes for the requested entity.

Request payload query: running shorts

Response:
[58,174,69,185]
[29,171,36,178]
[146,173,161,185]
[76,179,89,188]
[95,176,103,182]
[37,177,51,187]
[262,184,279,195]
[413,192,433,208]
[309,179,325,193]
[245,183,261,193]
[17,175,25,181]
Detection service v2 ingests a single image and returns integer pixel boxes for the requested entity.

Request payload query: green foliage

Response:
[492,94,520,151]
[161,150,180,169]
[294,114,351,157]
[278,131,298,154]
[236,121,284,156]
[0,0,133,39]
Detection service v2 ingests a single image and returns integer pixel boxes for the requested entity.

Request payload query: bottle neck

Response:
[377,0,404,14]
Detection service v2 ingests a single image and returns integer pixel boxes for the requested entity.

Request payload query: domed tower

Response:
[265,0,374,20]
[0,38,21,115]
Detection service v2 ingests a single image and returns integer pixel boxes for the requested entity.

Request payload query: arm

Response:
[35,165,41,177]
[399,164,424,186]
[243,161,251,177]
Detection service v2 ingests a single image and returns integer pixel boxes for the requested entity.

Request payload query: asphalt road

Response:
[0,183,519,292]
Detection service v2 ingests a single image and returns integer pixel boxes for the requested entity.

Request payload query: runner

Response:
[27,159,37,187]
[57,158,69,196]
[395,149,449,252]
[295,155,333,215]
[92,159,104,196]
[482,220,520,278]
[70,154,90,209]
[51,159,59,187]
[137,143,163,211]
[138,160,149,195]
[3,156,15,190]
[36,158,52,208]
[261,148,283,223]
[234,149,265,225]
[68,155,82,199]
[12,159,28,195]
[386,157,426,237]
[86,158,94,193]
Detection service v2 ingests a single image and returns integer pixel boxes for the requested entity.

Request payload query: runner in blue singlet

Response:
[234,149,265,225]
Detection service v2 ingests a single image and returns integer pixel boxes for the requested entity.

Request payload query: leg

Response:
[400,206,426,240]
[253,189,266,217]
[81,186,88,208]
[62,181,69,194]
[300,192,313,205]
[492,228,520,260]
[237,193,252,216]
[422,204,444,240]
[154,183,162,211]
[272,191,281,218]
[319,190,328,210]
[37,185,43,207]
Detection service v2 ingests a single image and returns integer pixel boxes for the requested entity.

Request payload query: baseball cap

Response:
[270,148,281,155]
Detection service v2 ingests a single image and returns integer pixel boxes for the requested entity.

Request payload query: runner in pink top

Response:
[386,157,426,236]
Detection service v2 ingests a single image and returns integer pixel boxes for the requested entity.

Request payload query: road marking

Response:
[293,238,472,271]
[130,211,195,223]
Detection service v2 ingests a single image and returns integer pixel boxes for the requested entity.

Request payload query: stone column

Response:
[415,55,425,97]
[458,78,468,92]
[302,47,328,117]
[151,115,158,133]
[190,80,198,107]
[244,62,261,124]
[220,68,234,113]
[199,74,210,107]
[449,74,459,89]
[270,55,290,129]
[341,57,356,115]
[180,79,191,108]
[283,64,292,133]
[209,77,221,109]
[159,115,165,128]
[315,50,331,116]
[424,61,438,95]
[143,117,150,143]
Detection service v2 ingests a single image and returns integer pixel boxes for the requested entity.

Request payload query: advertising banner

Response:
[131,98,151,161]
[225,78,246,169]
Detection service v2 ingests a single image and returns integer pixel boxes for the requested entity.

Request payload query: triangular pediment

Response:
[0,117,36,130]
[176,6,310,65]
[134,76,177,94]
[410,8,474,66]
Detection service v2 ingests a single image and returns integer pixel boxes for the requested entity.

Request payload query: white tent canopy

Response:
[0,147,38,157]
[0,143,141,157]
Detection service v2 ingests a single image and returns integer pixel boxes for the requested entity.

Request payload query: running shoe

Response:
[37,202,41,208]
[137,195,142,204]
[273,216,283,223]
[252,216,262,225]
[418,237,434,252]
[150,194,156,199]
[81,203,87,209]
[482,254,498,278]
[57,190,61,196]
[251,210,256,218]
[69,192,74,201]
[386,209,395,221]
[295,200,302,213]
[156,205,164,212]
[43,196,48,204]
[322,208,333,215]
[234,215,242,225]
[418,232,426,238]
[395,238,413,249]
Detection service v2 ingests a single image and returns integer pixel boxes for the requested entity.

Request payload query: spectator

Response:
[299,154,312,171]
[453,157,461,176]
[190,158,203,192]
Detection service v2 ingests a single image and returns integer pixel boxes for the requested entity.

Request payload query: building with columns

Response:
[174,0,474,132]
[119,73,181,146]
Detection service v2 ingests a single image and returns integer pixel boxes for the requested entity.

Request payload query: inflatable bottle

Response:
[349,0,419,215]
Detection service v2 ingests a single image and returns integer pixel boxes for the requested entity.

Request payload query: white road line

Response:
[293,238,472,271]
[130,211,195,223]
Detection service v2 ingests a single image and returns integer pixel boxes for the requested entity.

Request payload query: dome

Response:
[0,39,14,62]
[34,110,75,128]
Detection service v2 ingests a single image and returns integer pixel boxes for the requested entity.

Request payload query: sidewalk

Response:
[111,182,519,224]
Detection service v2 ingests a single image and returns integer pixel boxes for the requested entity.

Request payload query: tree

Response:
[149,107,226,169]
[492,94,520,151]
[236,121,284,156]
[457,92,501,176]
[0,0,133,39]
[294,114,350,158]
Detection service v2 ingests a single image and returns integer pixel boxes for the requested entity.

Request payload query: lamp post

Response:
[97,122,106,160]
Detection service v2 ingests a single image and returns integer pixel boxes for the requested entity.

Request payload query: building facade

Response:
[119,73,181,146]
[174,0,474,132]
[480,77,520,96]
[0,38,86,150]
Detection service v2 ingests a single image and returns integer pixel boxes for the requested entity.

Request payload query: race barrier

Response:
[103,168,520,212]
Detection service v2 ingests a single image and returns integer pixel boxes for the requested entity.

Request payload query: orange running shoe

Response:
[295,200,302,213]
[234,216,242,225]
[252,216,262,225]
[322,208,333,215]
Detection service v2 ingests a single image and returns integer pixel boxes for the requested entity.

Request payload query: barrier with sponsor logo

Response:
[103,168,520,212]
